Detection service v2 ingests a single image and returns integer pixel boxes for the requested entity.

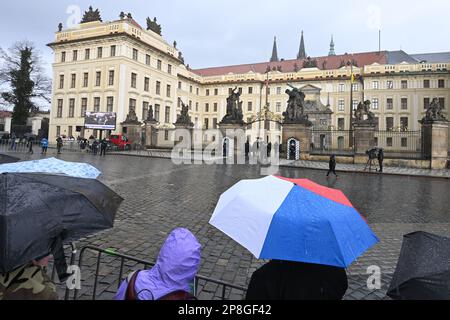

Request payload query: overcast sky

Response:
[1,0,450,77]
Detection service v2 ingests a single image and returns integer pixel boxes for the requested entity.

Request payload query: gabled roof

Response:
[192,51,388,77]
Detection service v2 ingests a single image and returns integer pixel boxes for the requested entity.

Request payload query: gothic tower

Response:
[297,31,306,60]
[270,36,279,62]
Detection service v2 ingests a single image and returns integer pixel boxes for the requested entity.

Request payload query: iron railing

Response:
[59,245,247,301]
[374,131,423,159]
[311,130,354,155]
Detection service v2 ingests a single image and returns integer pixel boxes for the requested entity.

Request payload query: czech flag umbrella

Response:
[210,175,379,268]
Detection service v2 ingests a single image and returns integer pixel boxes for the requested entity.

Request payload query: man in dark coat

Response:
[245,260,348,300]
[327,155,338,177]
[56,136,63,154]
[245,140,250,159]
[92,139,99,156]
[100,138,108,157]
[378,148,384,173]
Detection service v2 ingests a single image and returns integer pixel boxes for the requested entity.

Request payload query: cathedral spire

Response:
[329,35,336,56]
[270,36,279,62]
[297,31,306,60]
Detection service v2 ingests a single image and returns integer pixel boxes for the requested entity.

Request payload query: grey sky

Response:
[1,0,450,77]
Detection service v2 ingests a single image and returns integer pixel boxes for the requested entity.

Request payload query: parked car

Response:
[109,134,132,151]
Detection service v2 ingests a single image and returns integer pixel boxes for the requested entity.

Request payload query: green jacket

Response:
[0,263,58,300]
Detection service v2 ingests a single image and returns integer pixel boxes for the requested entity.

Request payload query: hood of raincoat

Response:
[116,228,201,300]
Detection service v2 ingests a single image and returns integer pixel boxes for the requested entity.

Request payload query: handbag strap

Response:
[125,270,141,301]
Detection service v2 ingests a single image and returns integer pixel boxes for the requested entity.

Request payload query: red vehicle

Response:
[109,134,132,150]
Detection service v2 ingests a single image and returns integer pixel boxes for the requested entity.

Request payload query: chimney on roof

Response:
[270,37,279,62]
[297,31,306,60]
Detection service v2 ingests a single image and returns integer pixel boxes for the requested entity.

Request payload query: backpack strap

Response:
[158,290,197,301]
[125,270,141,301]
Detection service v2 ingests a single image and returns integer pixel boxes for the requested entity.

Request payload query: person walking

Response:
[115,228,201,301]
[40,137,49,155]
[27,136,34,155]
[267,142,272,158]
[245,260,348,300]
[56,136,63,155]
[10,132,17,151]
[378,148,384,173]
[245,140,250,159]
[92,139,99,156]
[327,155,338,177]
[100,138,108,157]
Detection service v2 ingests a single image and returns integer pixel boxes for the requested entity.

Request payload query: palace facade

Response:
[48,8,450,150]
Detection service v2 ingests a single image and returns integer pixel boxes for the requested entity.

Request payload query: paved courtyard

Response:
[4,150,450,300]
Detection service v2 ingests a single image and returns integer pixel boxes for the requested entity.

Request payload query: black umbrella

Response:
[387,231,450,300]
[0,173,124,277]
[0,154,20,164]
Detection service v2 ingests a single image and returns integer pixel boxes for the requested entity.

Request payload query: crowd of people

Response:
[5,131,113,157]
[0,228,348,300]
[78,136,109,156]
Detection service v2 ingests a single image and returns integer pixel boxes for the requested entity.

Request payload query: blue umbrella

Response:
[210,175,379,268]
[0,157,101,179]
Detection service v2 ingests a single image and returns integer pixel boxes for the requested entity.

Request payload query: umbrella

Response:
[0,157,101,179]
[0,154,20,164]
[387,231,450,300]
[209,175,379,268]
[0,172,123,274]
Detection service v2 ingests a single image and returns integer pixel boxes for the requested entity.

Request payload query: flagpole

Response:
[349,60,354,148]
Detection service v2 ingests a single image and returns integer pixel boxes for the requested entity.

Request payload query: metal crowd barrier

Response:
[64,245,247,301]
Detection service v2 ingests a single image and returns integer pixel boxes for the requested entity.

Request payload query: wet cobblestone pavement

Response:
[4,151,450,300]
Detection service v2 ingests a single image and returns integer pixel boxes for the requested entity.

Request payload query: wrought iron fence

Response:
[58,245,247,301]
[374,131,423,159]
[311,130,354,156]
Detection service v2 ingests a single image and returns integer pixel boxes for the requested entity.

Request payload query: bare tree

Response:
[0,41,51,125]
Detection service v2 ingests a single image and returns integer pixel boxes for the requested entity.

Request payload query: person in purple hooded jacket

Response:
[115,228,202,300]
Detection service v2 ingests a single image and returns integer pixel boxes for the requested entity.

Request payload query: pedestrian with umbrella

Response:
[387,231,450,300]
[210,175,379,300]
[0,161,123,300]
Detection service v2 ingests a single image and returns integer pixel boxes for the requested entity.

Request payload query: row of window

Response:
[336,97,446,112]
[336,117,410,131]
[177,79,447,96]
[58,71,117,89]
[60,46,173,75]
[58,71,173,98]
[370,79,446,90]
[61,46,117,62]
[131,73,172,97]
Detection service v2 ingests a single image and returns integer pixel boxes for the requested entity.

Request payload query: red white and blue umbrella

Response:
[210,175,379,268]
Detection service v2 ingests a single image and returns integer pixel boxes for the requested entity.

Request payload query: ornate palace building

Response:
[48,7,450,150]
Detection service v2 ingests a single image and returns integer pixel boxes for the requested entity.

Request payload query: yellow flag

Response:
[351,74,355,83]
